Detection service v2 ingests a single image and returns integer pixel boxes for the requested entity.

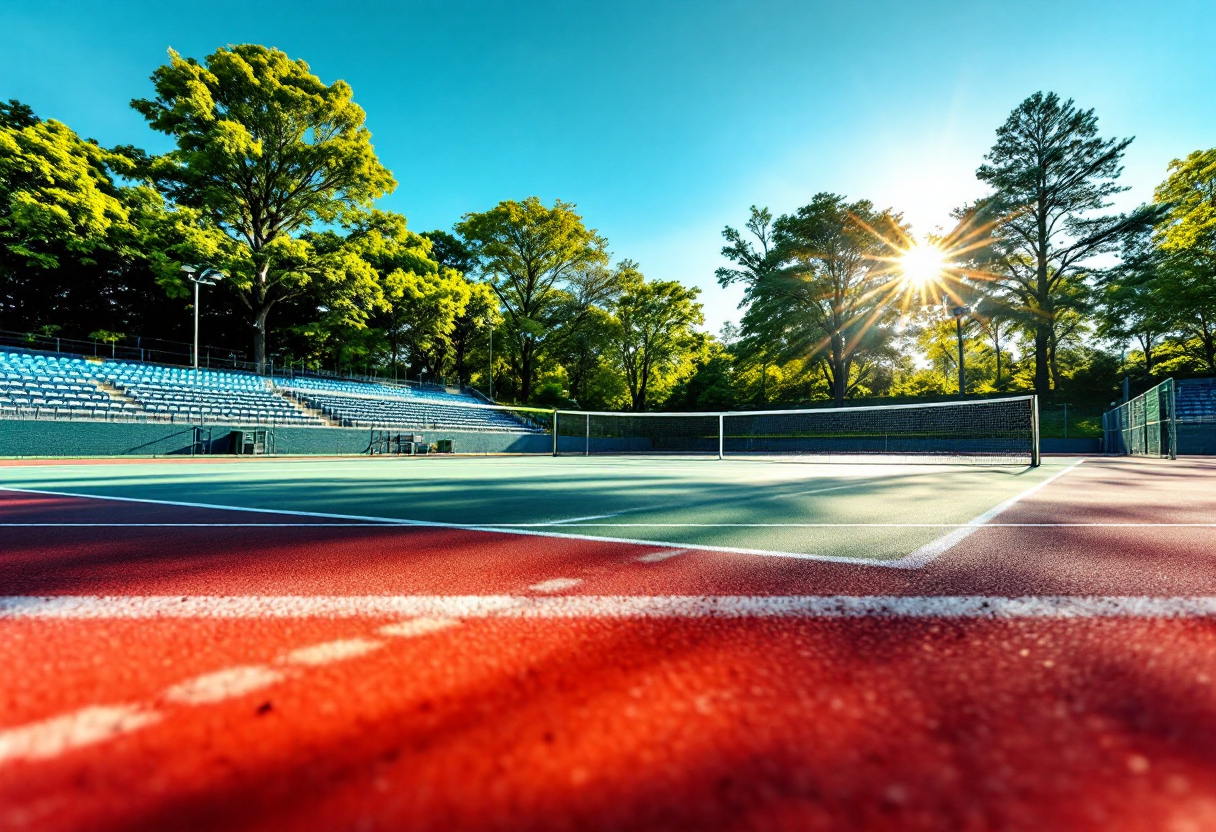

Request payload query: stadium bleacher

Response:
[1176,377,1216,424]
[275,375,484,404]
[0,351,540,434]
[291,391,544,433]
[0,352,144,420]
[98,363,322,425]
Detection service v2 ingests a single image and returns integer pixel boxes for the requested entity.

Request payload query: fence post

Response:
[1169,380,1178,460]
[552,410,559,457]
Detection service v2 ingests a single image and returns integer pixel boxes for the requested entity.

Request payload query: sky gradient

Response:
[3,0,1214,333]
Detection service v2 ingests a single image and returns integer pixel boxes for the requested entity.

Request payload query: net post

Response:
[552,410,558,457]
[585,412,590,456]
[718,412,724,460]
[1030,395,1041,467]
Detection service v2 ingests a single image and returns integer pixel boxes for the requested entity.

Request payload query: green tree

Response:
[1153,149,1216,373]
[456,197,611,401]
[1095,232,1172,374]
[973,92,1166,398]
[720,194,904,404]
[133,45,396,372]
[1155,149,1216,255]
[552,305,620,407]
[609,263,704,411]
[0,100,148,331]
[424,230,499,387]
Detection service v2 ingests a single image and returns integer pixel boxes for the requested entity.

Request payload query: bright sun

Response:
[899,243,949,289]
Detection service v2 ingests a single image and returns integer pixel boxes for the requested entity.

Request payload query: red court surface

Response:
[2,457,1216,832]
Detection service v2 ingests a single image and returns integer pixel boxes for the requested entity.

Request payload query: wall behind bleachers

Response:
[0,419,551,458]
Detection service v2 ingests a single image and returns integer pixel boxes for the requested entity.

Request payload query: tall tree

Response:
[133,45,396,371]
[609,263,704,411]
[974,92,1166,398]
[719,194,904,404]
[456,197,611,401]
[1095,232,1172,374]
[1153,148,1216,372]
[0,100,147,333]
[424,230,498,386]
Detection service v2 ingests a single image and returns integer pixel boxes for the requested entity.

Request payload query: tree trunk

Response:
[1139,333,1153,373]
[253,303,272,375]
[831,336,846,405]
[519,339,534,402]
[1048,330,1062,392]
[1201,314,1216,373]
[1034,324,1051,399]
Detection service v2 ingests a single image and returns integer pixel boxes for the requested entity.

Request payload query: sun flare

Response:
[899,243,949,289]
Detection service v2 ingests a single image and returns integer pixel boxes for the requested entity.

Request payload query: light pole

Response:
[945,298,971,397]
[181,265,223,370]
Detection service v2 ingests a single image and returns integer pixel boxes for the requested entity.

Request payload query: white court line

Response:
[496,522,1216,528]
[888,461,1086,569]
[379,617,462,637]
[637,549,689,563]
[2,521,1213,528]
[0,523,401,527]
[0,465,1086,569]
[0,485,870,566]
[0,705,161,765]
[0,621,456,768]
[528,578,584,593]
[162,666,286,705]
[281,638,384,666]
[545,512,627,525]
[5,594,1216,620]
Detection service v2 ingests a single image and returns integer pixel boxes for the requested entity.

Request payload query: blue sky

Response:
[3,0,1214,333]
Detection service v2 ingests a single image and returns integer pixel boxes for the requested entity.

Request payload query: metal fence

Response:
[1102,378,1176,459]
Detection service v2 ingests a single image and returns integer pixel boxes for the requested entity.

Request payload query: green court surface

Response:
[0,456,1077,563]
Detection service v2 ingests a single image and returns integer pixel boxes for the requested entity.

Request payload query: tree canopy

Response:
[133,44,396,370]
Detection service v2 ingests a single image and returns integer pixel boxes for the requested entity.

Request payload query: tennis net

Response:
[555,396,1039,465]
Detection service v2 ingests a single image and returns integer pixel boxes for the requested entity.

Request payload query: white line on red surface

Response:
[890,461,1085,568]
[0,705,161,765]
[5,594,1216,620]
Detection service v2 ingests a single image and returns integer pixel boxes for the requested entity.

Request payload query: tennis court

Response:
[0,454,1071,564]
[3,452,1216,832]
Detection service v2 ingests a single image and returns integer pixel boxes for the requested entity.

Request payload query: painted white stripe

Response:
[162,666,285,704]
[636,549,689,563]
[0,523,334,528]
[0,705,160,764]
[545,512,627,525]
[0,595,523,619]
[7,481,1070,568]
[378,617,461,638]
[528,578,584,593]
[2,521,1213,529]
[4,595,1216,620]
[281,638,384,666]
[889,461,1085,569]
[0,485,849,564]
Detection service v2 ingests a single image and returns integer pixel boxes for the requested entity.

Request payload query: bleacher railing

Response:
[1102,378,1177,459]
